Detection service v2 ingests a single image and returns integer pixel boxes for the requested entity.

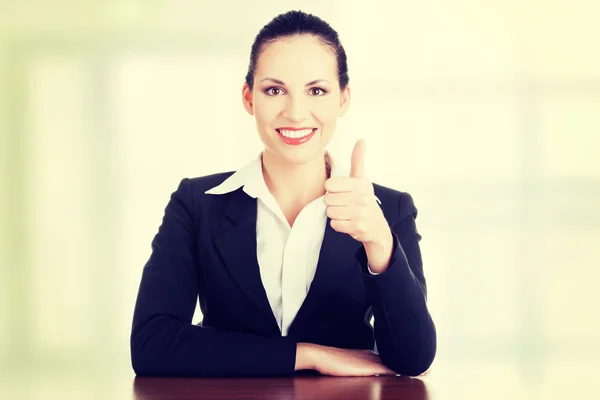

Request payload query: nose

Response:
[282,95,310,123]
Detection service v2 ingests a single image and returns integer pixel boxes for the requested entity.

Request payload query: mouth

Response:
[276,128,318,146]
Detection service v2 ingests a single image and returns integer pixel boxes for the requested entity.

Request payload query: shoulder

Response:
[164,172,237,218]
[172,171,236,197]
[372,181,419,224]
[188,171,236,193]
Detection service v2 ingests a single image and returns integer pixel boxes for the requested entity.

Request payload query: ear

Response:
[338,84,351,117]
[242,82,254,116]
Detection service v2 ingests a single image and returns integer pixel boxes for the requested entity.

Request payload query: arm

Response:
[130,178,297,377]
[354,192,437,376]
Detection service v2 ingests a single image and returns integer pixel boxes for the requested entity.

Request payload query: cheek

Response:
[254,98,280,125]
[314,99,341,125]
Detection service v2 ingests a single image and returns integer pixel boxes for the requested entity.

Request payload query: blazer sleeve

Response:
[354,192,437,376]
[130,178,298,377]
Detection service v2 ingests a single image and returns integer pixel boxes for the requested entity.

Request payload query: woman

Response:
[130,10,436,377]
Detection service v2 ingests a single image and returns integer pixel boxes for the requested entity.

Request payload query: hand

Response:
[324,139,394,271]
[324,139,390,245]
[309,343,397,377]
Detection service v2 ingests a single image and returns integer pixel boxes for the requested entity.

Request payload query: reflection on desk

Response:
[133,374,429,400]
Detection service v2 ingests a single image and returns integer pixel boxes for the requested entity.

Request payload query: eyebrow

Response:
[260,78,331,86]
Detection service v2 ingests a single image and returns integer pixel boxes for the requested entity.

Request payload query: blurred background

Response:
[1,0,599,398]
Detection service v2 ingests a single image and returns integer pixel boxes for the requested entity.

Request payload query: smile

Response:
[276,128,318,145]
[277,128,315,138]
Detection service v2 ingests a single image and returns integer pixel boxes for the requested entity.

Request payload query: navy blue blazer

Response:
[130,173,436,377]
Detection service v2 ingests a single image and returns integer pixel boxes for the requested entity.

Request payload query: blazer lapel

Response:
[214,188,280,334]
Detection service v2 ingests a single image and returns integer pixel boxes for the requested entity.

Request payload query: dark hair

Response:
[245,10,349,92]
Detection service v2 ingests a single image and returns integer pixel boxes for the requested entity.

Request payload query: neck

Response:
[261,149,330,209]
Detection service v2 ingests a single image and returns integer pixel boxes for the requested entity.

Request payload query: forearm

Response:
[371,286,436,376]
[131,315,297,377]
[360,232,436,375]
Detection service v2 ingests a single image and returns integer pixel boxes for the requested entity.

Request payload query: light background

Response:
[1,1,599,398]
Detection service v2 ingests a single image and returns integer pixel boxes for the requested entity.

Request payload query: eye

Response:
[309,87,328,96]
[265,87,284,96]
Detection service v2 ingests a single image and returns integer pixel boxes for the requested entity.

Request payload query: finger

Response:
[325,178,373,197]
[376,365,397,375]
[329,219,361,240]
[324,177,354,193]
[373,371,397,376]
[326,206,353,221]
[350,139,367,179]
[323,192,354,206]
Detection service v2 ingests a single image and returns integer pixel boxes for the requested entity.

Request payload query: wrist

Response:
[364,230,394,272]
[295,342,319,371]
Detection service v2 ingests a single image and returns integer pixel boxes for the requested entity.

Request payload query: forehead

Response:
[255,35,337,83]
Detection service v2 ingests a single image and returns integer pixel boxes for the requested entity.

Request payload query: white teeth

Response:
[279,128,314,138]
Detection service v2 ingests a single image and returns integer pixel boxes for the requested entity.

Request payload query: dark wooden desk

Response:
[133,374,428,400]
[3,359,598,399]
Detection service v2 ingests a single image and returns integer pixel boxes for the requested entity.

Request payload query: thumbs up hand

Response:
[324,139,394,273]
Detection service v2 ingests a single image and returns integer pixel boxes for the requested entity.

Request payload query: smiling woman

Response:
[130,9,436,378]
